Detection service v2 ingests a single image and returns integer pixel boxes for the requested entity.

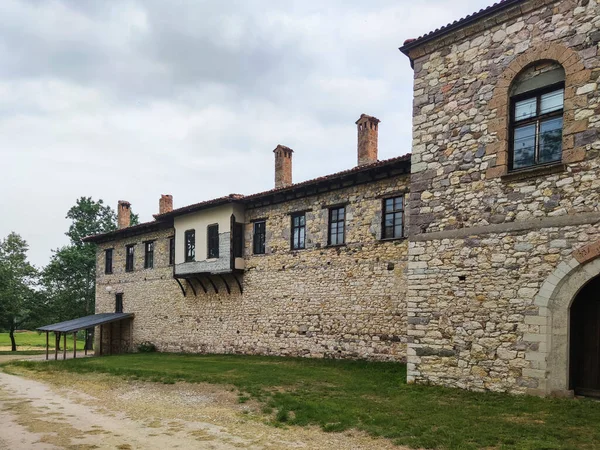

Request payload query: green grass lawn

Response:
[0,331,86,351]
[5,354,600,449]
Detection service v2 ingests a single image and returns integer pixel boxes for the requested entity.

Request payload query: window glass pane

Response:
[385,199,393,211]
[338,208,345,220]
[395,218,403,238]
[384,226,393,239]
[394,197,403,210]
[334,231,343,245]
[299,228,305,248]
[293,228,299,249]
[515,97,537,121]
[539,117,563,164]
[293,216,299,227]
[385,214,394,228]
[299,215,305,226]
[513,124,536,169]
[540,89,564,115]
[331,209,338,222]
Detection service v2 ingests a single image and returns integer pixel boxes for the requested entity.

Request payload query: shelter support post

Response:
[73,332,77,359]
[63,333,67,360]
[45,331,49,361]
[54,333,58,361]
[84,329,88,356]
[99,325,103,356]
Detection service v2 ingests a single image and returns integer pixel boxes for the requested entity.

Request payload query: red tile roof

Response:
[153,194,244,220]
[244,153,412,202]
[81,218,172,243]
[400,0,524,54]
[83,154,412,242]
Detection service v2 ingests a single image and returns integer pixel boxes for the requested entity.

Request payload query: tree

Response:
[0,233,37,351]
[41,198,139,348]
[65,197,117,244]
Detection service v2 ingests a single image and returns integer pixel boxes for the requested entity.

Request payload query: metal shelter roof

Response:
[37,313,134,333]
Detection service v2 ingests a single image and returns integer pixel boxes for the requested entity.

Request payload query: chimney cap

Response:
[355,114,381,125]
[273,144,294,154]
[118,200,131,207]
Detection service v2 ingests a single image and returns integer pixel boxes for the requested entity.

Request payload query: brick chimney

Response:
[117,200,131,229]
[159,194,173,215]
[356,114,380,166]
[274,144,293,189]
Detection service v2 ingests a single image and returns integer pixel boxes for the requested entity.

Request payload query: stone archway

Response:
[529,241,600,396]
[569,275,600,397]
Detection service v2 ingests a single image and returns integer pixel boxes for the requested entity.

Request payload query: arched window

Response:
[509,62,565,171]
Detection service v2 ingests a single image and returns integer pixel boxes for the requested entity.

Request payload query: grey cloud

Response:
[0,0,497,267]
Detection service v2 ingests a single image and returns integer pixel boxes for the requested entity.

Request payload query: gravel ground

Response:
[0,366,409,450]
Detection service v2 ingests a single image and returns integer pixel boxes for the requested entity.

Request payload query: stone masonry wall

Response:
[405,0,600,394]
[243,175,409,360]
[96,174,410,360]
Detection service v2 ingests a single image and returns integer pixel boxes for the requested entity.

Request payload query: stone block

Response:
[486,165,507,179]
[562,147,586,163]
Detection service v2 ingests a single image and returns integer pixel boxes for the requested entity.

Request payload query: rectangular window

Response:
[104,249,113,274]
[185,230,195,262]
[144,241,154,269]
[291,213,306,250]
[382,196,404,240]
[253,221,266,255]
[328,206,345,246]
[510,85,564,170]
[125,244,135,272]
[169,237,175,265]
[233,223,244,258]
[208,224,219,258]
[115,293,123,314]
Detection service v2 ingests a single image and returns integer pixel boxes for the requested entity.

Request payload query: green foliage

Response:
[275,408,289,422]
[136,341,157,353]
[65,197,117,245]
[7,354,600,449]
[42,197,134,323]
[0,331,85,351]
[42,244,97,321]
[0,233,38,350]
[1,197,140,347]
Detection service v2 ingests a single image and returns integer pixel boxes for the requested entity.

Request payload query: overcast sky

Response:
[0,0,496,267]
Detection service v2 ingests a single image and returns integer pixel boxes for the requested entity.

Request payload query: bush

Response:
[137,341,157,353]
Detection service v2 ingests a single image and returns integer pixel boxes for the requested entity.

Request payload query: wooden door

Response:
[570,277,600,397]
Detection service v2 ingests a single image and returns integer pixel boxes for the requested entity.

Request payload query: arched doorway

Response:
[570,275,600,397]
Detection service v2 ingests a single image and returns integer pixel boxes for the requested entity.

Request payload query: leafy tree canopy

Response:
[42,197,139,325]
[0,232,37,350]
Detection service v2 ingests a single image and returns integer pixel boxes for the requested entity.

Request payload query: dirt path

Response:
[0,368,406,450]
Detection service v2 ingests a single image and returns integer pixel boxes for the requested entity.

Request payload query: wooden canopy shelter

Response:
[37,313,134,360]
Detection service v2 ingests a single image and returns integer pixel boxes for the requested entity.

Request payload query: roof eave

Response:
[399,0,525,58]
[153,196,244,221]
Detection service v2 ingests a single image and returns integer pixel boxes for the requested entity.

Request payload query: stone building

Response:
[85,114,411,362]
[400,0,600,396]
[84,0,600,398]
